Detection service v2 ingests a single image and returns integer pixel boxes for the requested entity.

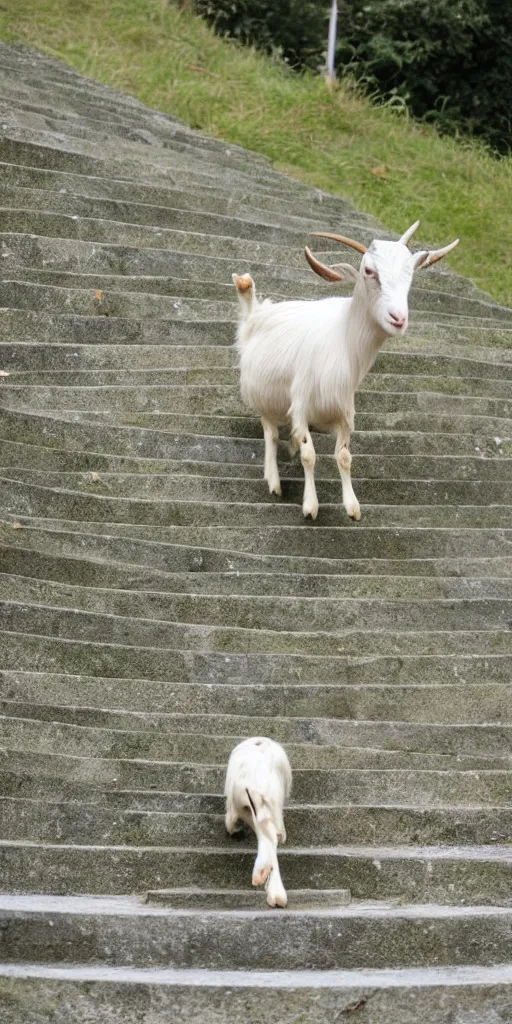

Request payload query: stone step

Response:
[3,796,511,847]
[4,651,512,700]
[3,652,512,723]
[4,522,512,581]
[6,358,512,404]
[0,158,372,225]
[2,304,511,359]
[2,595,512,660]
[4,631,510,684]
[3,485,512,530]
[2,571,512,634]
[3,339,510,384]
[0,184,356,246]
[1,961,511,1024]
[2,404,510,457]
[0,110,277,176]
[4,545,512,599]
[0,158,372,227]
[20,501,497,530]
[146,887,351,909]
[3,715,511,770]
[3,696,511,748]
[3,272,511,324]
[7,379,505,420]
[0,131,304,197]
[1,771,509,821]
[2,429,504,464]
[4,368,512,411]
[5,519,509,563]
[2,260,509,339]
[2,747,511,805]
[2,469,510,509]
[1,842,512,903]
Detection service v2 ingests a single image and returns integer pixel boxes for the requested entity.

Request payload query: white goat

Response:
[233,221,459,520]
[224,736,292,908]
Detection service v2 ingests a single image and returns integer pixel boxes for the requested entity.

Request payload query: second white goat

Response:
[233,221,458,520]
[224,737,292,908]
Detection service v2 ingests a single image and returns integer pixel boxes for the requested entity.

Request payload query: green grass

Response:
[2,0,511,304]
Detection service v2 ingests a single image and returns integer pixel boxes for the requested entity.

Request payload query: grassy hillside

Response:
[2,0,511,305]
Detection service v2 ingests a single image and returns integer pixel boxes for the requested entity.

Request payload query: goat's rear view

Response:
[233,222,459,520]
[224,737,292,908]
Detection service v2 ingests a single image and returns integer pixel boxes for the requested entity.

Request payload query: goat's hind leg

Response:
[292,422,319,520]
[225,801,242,836]
[262,820,288,909]
[335,422,360,521]
[261,417,281,496]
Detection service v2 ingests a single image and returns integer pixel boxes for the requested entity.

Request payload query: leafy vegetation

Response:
[195,0,329,70]
[1,0,511,303]
[337,0,512,154]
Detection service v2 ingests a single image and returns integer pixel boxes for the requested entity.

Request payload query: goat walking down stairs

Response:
[233,222,458,520]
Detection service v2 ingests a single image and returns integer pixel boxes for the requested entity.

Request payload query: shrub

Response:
[194,0,330,70]
[336,0,512,153]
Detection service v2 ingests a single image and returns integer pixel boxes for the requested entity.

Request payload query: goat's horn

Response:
[312,232,368,255]
[418,238,460,268]
[304,246,345,282]
[399,220,420,247]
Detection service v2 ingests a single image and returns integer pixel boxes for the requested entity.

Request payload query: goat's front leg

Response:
[292,425,318,520]
[261,416,281,496]
[335,422,361,521]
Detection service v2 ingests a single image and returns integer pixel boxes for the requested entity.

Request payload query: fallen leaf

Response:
[94,290,103,301]
[12,521,23,529]
[0,370,9,377]
[341,997,368,1014]
[90,472,101,482]
[371,165,388,178]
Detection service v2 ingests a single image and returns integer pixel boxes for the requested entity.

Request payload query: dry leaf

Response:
[90,472,101,482]
[340,997,368,1014]
[94,290,103,301]
[12,521,23,529]
[0,370,9,377]
[371,165,388,178]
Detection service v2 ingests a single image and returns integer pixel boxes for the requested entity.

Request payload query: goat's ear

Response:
[331,263,359,283]
[412,238,459,271]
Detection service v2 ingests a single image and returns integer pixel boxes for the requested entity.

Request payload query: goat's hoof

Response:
[346,500,361,521]
[302,501,319,520]
[267,888,288,909]
[228,826,247,842]
[252,864,272,887]
[267,480,282,497]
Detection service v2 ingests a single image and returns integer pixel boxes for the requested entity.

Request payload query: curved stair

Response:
[0,42,511,1023]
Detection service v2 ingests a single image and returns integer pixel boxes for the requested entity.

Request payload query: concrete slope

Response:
[0,42,511,1024]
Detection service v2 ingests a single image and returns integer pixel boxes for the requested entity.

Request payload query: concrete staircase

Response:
[0,41,511,1023]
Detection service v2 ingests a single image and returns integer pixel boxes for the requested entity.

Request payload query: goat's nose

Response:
[389,311,407,328]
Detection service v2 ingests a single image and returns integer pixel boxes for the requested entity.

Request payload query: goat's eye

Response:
[364,266,378,280]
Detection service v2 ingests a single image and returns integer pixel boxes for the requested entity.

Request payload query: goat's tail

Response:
[246,787,270,827]
[232,273,257,319]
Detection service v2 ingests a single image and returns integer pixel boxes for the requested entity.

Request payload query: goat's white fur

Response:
[233,223,458,520]
[224,737,292,908]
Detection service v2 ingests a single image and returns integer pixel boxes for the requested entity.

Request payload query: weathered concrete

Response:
[0,40,511,1020]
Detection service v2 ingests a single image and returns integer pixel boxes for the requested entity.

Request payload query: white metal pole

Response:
[327,0,338,83]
